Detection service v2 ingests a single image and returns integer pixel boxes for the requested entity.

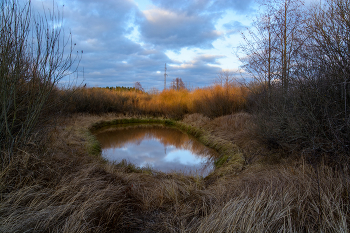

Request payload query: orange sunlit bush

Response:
[191,84,248,118]
[61,87,149,114]
[60,83,248,118]
[139,89,190,118]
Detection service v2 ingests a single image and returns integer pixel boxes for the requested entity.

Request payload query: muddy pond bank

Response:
[88,117,245,177]
[94,124,218,176]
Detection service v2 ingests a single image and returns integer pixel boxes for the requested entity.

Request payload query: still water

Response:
[94,124,218,176]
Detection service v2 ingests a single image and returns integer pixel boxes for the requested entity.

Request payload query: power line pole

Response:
[164,63,168,90]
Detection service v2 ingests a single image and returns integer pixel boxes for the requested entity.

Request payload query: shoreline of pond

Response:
[85,117,245,178]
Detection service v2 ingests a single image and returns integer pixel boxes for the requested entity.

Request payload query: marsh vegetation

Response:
[1,0,350,232]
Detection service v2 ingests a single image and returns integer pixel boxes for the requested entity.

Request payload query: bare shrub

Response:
[0,0,79,162]
[241,0,350,164]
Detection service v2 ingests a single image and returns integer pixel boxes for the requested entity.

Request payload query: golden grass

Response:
[61,84,248,119]
[194,164,350,232]
[140,89,190,118]
[190,85,248,118]
[1,113,349,232]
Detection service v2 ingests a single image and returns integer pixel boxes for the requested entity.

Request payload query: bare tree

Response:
[134,81,144,92]
[215,71,236,88]
[308,0,350,81]
[273,0,306,90]
[239,1,280,91]
[240,0,307,91]
[297,0,350,157]
[0,0,80,160]
[240,0,350,162]
[170,77,186,91]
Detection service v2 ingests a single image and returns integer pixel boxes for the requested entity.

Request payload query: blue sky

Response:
[28,0,313,90]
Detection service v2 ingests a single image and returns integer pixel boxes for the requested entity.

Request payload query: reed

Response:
[59,83,248,119]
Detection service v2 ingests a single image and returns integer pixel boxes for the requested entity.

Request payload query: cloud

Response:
[137,0,254,50]
[149,0,211,14]
[138,8,221,50]
[31,0,170,88]
[195,54,226,65]
[223,20,246,35]
[23,0,252,90]
[167,55,225,87]
[211,0,254,13]
[150,0,254,14]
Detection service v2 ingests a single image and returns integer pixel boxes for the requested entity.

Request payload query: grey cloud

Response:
[36,0,171,88]
[137,9,220,50]
[150,0,254,14]
[26,0,239,90]
[195,55,226,65]
[150,0,211,14]
[136,0,254,50]
[166,55,225,88]
[79,51,173,89]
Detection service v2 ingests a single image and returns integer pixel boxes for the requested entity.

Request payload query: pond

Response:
[93,124,218,176]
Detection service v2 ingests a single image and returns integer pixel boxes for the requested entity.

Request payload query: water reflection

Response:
[94,125,218,176]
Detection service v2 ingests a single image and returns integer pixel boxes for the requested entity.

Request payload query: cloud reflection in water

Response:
[94,125,218,176]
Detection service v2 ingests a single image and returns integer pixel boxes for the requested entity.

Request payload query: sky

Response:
[28,0,314,91]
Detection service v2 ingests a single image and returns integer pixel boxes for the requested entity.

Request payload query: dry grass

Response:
[61,84,248,119]
[139,89,191,118]
[192,163,350,232]
[183,113,265,164]
[1,113,349,232]
[61,88,151,115]
[190,85,248,118]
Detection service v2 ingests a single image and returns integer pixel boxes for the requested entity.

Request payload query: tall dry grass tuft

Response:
[139,89,191,118]
[182,164,350,232]
[191,84,248,118]
[183,112,263,164]
[0,116,141,232]
[61,87,150,115]
[0,164,144,232]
